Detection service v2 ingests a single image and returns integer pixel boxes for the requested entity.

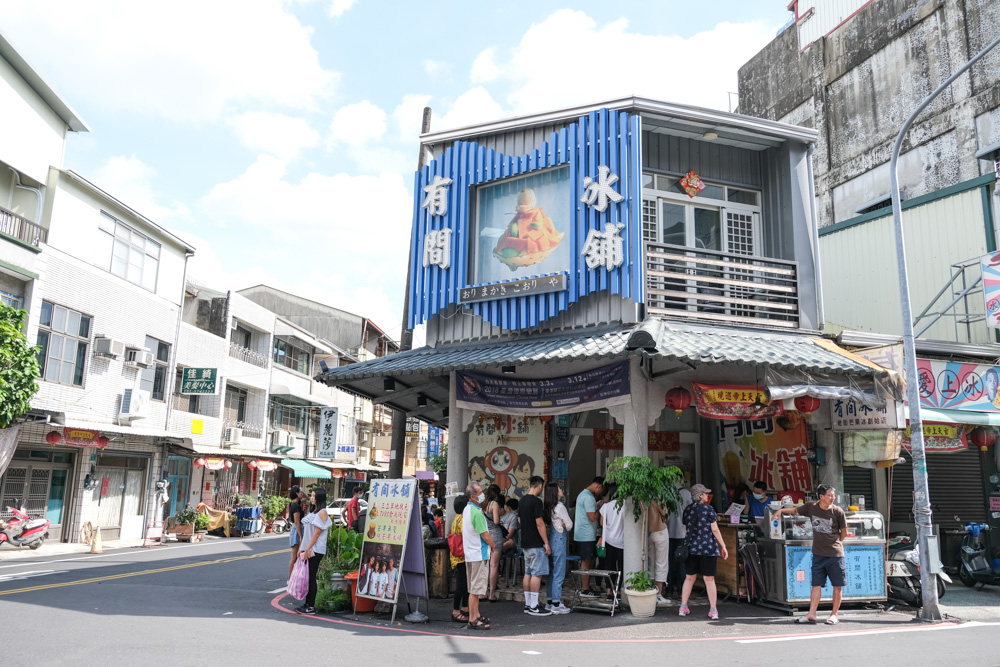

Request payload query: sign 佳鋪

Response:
[180,368,218,395]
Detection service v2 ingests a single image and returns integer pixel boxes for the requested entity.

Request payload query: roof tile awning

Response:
[281,458,332,479]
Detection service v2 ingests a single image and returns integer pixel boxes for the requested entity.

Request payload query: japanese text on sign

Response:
[460,273,567,305]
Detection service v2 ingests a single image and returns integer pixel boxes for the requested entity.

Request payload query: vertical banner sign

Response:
[717,418,811,496]
[468,414,547,499]
[358,479,420,605]
[427,427,441,458]
[982,252,1000,327]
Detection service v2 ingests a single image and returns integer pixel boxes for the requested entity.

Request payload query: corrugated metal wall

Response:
[819,188,989,342]
[642,132,762,188]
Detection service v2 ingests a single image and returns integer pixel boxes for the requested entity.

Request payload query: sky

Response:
[0,1,792,339]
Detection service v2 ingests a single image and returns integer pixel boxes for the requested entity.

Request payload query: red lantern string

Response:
[665,386,692,417]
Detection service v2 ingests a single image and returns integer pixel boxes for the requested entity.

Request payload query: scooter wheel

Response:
[28,540,42,550]
[959,566,976,588]
[937,577,947,600]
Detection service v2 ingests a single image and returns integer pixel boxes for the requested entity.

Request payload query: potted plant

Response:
[262,494,290,532]
[324,526,362,593]
[623,571,659,617]
[171,506,197,539]
[193,512,211,542]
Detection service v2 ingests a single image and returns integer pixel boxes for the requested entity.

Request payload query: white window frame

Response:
[642,179,762,255]
[36,300,92,387]
[139,336,171,401]
[97,212,161,291]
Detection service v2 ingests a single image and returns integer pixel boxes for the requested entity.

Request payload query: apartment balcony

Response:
[228,341,270,369]
[222,419,265,441]
[645,241,800,329]
[0,206,47,248]
[0,290,23,310]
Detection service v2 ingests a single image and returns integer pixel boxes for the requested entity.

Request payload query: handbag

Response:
[447,531,465,558]
[288,557,309,601]
[596,536,606,559]
[674,539,690,564]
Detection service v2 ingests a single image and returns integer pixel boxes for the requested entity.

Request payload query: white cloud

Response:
[424,60,447,77]
[470,48,500,84]
[434,87,505,132]
[0,2,338,123]
[328,0,357,17]
[392,94,432,142]
[228,112,320,160]
[90,155,190,223]
[327,100,388,148]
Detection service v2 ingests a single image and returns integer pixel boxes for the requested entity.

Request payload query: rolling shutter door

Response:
[842,466,875,506]
[890,448,985,528]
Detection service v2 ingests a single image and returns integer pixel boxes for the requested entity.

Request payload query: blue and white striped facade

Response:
[408,109,643,332]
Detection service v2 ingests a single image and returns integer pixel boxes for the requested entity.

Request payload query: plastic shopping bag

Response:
[288,557,309,601]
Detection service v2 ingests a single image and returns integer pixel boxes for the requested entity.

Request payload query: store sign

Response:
[982,251,1000,327]
[180,368,218,395]
[469,414,546,499]
[718,418,810,494]
[427,427,441,458]
[406,417,421,438]
[63,428,102,447]
[915,359,1000,413]
[901,422,968,453]
[204,457,226,470]
[317,407,352,460]
[255,460,277,472]
[357,479,417,604]
[460,274,567,304]
[456,361,630,416]
[786,545,885,600]
[830,398,902,431]
[693,384,783,420]
[593,429,680,451]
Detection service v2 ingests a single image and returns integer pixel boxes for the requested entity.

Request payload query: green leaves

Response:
[625,570,657,592]
[605,456,683,522]
[426,441,448,473]
[262,494,291,522]
[0,305,40,429]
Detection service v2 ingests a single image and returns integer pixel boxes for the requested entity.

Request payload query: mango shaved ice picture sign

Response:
[492,188,565,270]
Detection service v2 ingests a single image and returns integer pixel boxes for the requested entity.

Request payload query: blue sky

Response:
[0,1,791,337]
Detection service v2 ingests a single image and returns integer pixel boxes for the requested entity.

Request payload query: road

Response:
[2,536,998,666]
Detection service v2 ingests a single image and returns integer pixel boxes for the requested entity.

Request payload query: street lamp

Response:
[889,31,1000,621]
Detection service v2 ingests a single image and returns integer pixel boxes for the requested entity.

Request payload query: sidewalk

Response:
[0,532,283,561]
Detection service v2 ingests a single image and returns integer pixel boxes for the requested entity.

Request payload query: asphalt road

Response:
[3,536,999,666]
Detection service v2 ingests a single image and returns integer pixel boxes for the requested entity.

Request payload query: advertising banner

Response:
[694,383,783,420]
[717,418,810,495]
[982,251,1000,327]
[901,422,968,453]
[915,359,1000,412]
[468,414,546,498]
[63,427,103,447]
[427,427,441,458]
[456,361,630,416]
[357,479,417,604]
[592,429,680,451]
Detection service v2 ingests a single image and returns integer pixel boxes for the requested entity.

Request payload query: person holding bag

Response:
[449,494,470,623]
[295,487,332,615]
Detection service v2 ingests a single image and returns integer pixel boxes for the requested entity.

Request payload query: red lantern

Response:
[224,460,233,469]
[45,431,62,445]
[247,460,258,469]
[539,415,552,423]
[794,395,821,419]
[97,436,111,448]
[193,458,205,468]
[971,427,996,451]
[665,386,692,417]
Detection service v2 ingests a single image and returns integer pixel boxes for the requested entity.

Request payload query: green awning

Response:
[921,408,1000,426]
[280,458,332,479]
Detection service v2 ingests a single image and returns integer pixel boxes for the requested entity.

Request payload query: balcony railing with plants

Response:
[0,206,47,248]
[229,341,270,369]
[223,420,265,440]
[645,241,800,328]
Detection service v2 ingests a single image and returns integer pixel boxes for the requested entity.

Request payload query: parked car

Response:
[330,497,368,527]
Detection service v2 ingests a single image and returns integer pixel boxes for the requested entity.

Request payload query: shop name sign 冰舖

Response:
[180,368,218,395]
[460,274,567,304]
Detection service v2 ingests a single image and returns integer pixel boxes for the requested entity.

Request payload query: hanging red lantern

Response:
[224,460,233,469]
[193,458,205,468]
[794,395,821,419]
[45,431,62,445]
[665,386,692,417]
[970,427,996,451]
[247,460,258,469]
[539,415,552,423]
[97,436,111,448]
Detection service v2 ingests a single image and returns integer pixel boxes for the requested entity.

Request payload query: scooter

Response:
[957,521,1000,589]
[0,503,51,550]
[885,532,949,606]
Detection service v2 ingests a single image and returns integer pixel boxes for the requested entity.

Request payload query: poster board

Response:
[717,418,811,496]
[356,479,426,609]
[468,414,548,499]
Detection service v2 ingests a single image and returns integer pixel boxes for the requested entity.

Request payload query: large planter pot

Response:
[169,524,194,536]
[624,588,658,618]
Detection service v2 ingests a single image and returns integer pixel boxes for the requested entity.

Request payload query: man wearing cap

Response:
[774,484,848,625]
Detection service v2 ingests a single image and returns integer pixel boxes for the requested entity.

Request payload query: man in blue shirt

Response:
[573,476,605,597]
[746,481,770,518]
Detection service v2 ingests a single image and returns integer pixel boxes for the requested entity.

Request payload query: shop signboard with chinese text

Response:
[318,407,351,460]
[786,544,885,601]
[180,368,218,395]
[469,414,547,499]
[830,398,903,431]
[915,359,1000,413]
[357,479,423,605]
[427,427,441,458]
[694,384,783,420]
[901,422,968,453]
[593,429,680,451]
[63,428,103,448]
[717,418,810,495]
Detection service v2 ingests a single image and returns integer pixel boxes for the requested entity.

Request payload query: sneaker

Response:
[544,602,555,612]
[678,605,690,617]
[580,589,600,598]
[550,602,572,614]
[524,605,531,614]
[656,594,672,606]
[295,605,316,615]
[708,608,719,620]
[525,605,553,617]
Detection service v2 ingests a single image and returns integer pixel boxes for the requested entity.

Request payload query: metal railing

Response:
[228,341,270,368]
[0,290,23,310]
[912,256,987,343]
[223,420,265,439]
[645,241,800,328]
[0,206,47,247]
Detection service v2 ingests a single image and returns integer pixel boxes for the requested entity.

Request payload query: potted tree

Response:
[171,506,197,540]
[623,571,658,617]
[605,456,683,616]
[194,512,211,542]
[262,494,290,532]
[319,526,362,593]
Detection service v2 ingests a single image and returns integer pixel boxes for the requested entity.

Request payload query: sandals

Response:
[467,617,491,630]
[825,616,840,625]
[452,613,469,623]
[795,617,817,624]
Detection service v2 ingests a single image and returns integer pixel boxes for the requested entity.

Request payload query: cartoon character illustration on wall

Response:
[510,452,536,498]
[485,446,518,493]
[469,456,492,487]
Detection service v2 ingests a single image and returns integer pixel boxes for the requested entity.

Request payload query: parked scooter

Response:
[0,502,51,550]
[886,532,949,606]
[957,521,1000,589]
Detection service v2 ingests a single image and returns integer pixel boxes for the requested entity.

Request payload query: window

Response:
[234,324,252,350]
[36,300,90,386]
[97,212,161,291]
[272,338,311,375]
[269,397,309,435]
[224,386,247,423]
[139,336,170,401]
[173,370,200,413]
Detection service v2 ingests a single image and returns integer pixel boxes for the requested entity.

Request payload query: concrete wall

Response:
[0,56,66,185]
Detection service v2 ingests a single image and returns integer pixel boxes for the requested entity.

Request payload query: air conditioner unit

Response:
[93,337,126,359]
[124,347,155,369]
[119,388,151,420]
[224,427,243,446]
[270,429,294,453]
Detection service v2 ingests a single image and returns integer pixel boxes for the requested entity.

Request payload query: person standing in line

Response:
[295,487,332,615]
[518,476,552,616]
[482,484,505,602]
[544,483,573,614]
[450,494,470,623]
[647,498,671,606]
[433,507,445,539]
[774,484,848,625]
[344,486,362,530]
[573,476,605,598]
[598,483,625,603]
[463,482,496,630]
[666,484,692,598]
[287,485,303,580]
[678,483,728,620]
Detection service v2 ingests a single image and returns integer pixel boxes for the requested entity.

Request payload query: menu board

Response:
[785,544,885,601]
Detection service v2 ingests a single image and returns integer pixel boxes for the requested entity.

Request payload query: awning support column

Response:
[622,357,650,578]
[445,370,469,530]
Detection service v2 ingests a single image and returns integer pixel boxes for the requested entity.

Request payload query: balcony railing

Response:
[0,206,47,247]
[645,242,800,328]
[223,420,265,440]
[0,290,23,310]
[229,341,270,369]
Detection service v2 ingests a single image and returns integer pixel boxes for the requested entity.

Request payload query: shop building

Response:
[318,97,900,577]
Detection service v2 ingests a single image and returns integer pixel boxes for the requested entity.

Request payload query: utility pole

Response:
[389,107,432,479]
[889,31,1000,621]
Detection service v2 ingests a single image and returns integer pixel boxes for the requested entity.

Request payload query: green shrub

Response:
[174,506,198,525]
[194,513,211,531]
[625,570,657,592]
[315,587,351,613]
[262,494,291,522]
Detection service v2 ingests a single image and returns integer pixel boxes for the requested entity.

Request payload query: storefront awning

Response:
[269,382,330,405]
[920,408,1000,426]
[58,417,192,444]
[184,444,286,459]
[280,458,332,479]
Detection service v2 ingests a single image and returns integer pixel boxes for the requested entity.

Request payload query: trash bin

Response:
[425,537,450,599]
[346,570,377,612]
[941,529,965,571]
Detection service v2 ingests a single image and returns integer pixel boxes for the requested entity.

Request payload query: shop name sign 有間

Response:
[180,368,218,395]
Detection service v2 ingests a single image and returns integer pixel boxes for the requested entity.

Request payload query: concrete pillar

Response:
[815,429,843,494]
[444,370,469,531]
[621,357,649,578]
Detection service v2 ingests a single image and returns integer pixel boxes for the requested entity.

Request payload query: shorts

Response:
[289,525,300,548]
[685,553,718,577]
[576,540,597,561]
[523,547,550,577]
[812,555,847,588]
[466,560,489,596]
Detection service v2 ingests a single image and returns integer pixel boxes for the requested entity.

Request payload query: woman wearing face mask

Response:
[746,481,770,518]
[678,483,728,620]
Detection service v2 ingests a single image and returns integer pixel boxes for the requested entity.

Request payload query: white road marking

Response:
[223,612,233,615]
[522,651,542,655]
[0,570,68,583]
[736,620,1000,643]
[268,586,287,594]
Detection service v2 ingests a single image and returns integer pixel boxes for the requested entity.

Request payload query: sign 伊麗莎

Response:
[180,368,218,395]
[317,407,355,461]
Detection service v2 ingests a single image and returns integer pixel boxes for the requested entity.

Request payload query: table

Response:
[570,568,622,616]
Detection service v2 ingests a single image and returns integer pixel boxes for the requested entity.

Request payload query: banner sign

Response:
[469,414,546,498]
[786,544,885,601]
[318,407,351,460]
[427,427,441,458]
[406,417,421,438]
[901,422,968,453]
[694,383,783,420]
[357,479,417,604]
[63,428,102,447]
[204,457,227,470]
[593,429,680,451]
[915,359,1000,413]
[180,368,218,395]
[456,361,630,416]
[718,418,810,495]
[982,251,1000,327]
[254,460,277,472]
[830,398,902,431]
